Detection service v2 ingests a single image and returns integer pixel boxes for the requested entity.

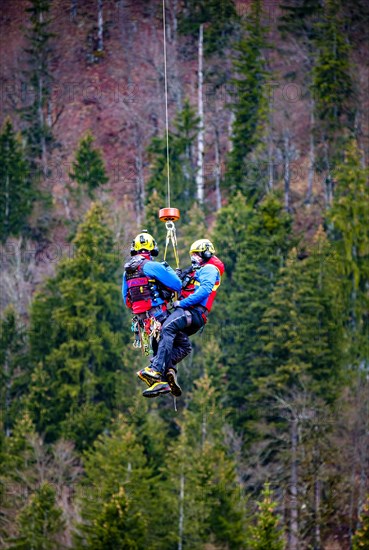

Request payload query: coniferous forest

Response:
[0,0,369,548]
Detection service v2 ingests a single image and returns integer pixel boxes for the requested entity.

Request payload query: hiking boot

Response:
[137,366,162,386]
[142,381,171,398]
[166,368,182,397]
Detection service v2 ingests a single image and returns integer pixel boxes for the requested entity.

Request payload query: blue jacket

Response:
[122,259,181,314]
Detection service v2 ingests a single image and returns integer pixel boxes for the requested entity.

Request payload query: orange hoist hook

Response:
[159,207,180,268]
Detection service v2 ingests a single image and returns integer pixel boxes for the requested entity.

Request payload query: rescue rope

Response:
[162,0,171,208]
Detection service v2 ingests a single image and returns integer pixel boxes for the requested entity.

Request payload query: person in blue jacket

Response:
[141,239,224,398]
[122,231,191,396]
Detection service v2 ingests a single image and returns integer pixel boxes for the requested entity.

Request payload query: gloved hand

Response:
[172,300,181,308]
[175,268,183,278]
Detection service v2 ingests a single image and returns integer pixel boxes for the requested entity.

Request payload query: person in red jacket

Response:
[140,239,224,398]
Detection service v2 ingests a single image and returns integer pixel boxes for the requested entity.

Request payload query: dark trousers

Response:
[151,307,205,375]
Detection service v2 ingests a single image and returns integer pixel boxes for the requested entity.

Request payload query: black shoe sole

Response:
[166,371,182,397]
[142,387,171,398]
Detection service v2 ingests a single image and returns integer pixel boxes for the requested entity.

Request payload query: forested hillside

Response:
[0,0,369,548]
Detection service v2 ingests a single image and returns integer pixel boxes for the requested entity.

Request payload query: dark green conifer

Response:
[20,0,54,172]
[8,483,65,550]
[28,203,132,446]
[228,0,269,199]
[74,413,153,548]
[311,0,355,174]
[179,0,238,57]
[0,307,28,435]
[0,120,32,241]
[69,133,109,201]
[146,99,199,220]
[221,194,293,426]
[164,374,245,549]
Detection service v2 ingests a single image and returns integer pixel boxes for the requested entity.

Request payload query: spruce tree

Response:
[328,140,369,365]
[245,484,285,550]
[146,99,199,220]
[20,0,54,173]
[69,133,109,201]
[79,487,144,550]
[255,233,345,401]
[179,0,238,57]
[221,193,293,428]
[74,413,154,548]
[27,203,133,447]
[228,0,269,199]
[0,120,32,241]
[0,307,28,436]
[8,483,65,550]
[164,374,245,549]
[311,0,355,179]
[0,413,40,540]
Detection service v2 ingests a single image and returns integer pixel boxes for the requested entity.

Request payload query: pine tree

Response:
[0,120,32,241]
[80,487,144,550]
[328,140,369,365]
[221,194,293,427]
[20,0,54,173]
[0,413,40,541]
[245,484,285,550]
[146,99,199,220]
[0,307,28,436]
[311,0,355,185]
[8,482,65,550]
[228,0,269,199]
[353,497,369,550]
[254,233,345,401]
[69,133,109,201]
[179,0,238,58]
[27,203,133,447]
[164,374,245,549]
[74,413,154,548]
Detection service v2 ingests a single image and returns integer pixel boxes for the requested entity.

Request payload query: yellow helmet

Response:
[130,231,159,256]
[190,239,215,260]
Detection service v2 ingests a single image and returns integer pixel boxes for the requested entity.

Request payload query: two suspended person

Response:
[122,231,224,398]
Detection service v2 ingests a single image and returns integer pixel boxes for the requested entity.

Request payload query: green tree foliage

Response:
[245,484,285,550]
[220,194,293,426]
[328,140,369,363]
[69,133,109,201]
[79,486,144,550]
[179,0,239,57]
[0,413,40,541]
[27,203,132,447]
[311,0,355,172]
[228,0,269,199]
[0,307,28,436]
[279,0,323,45]
[20,0,54,170]
[146,99,199,220]
[164,374,245,549]
[255,232,345,401]
[329,140,369,295]
[8,482,64,550]
[74,414,153,548]
[0,120,32,241]
[353,497,369,550]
